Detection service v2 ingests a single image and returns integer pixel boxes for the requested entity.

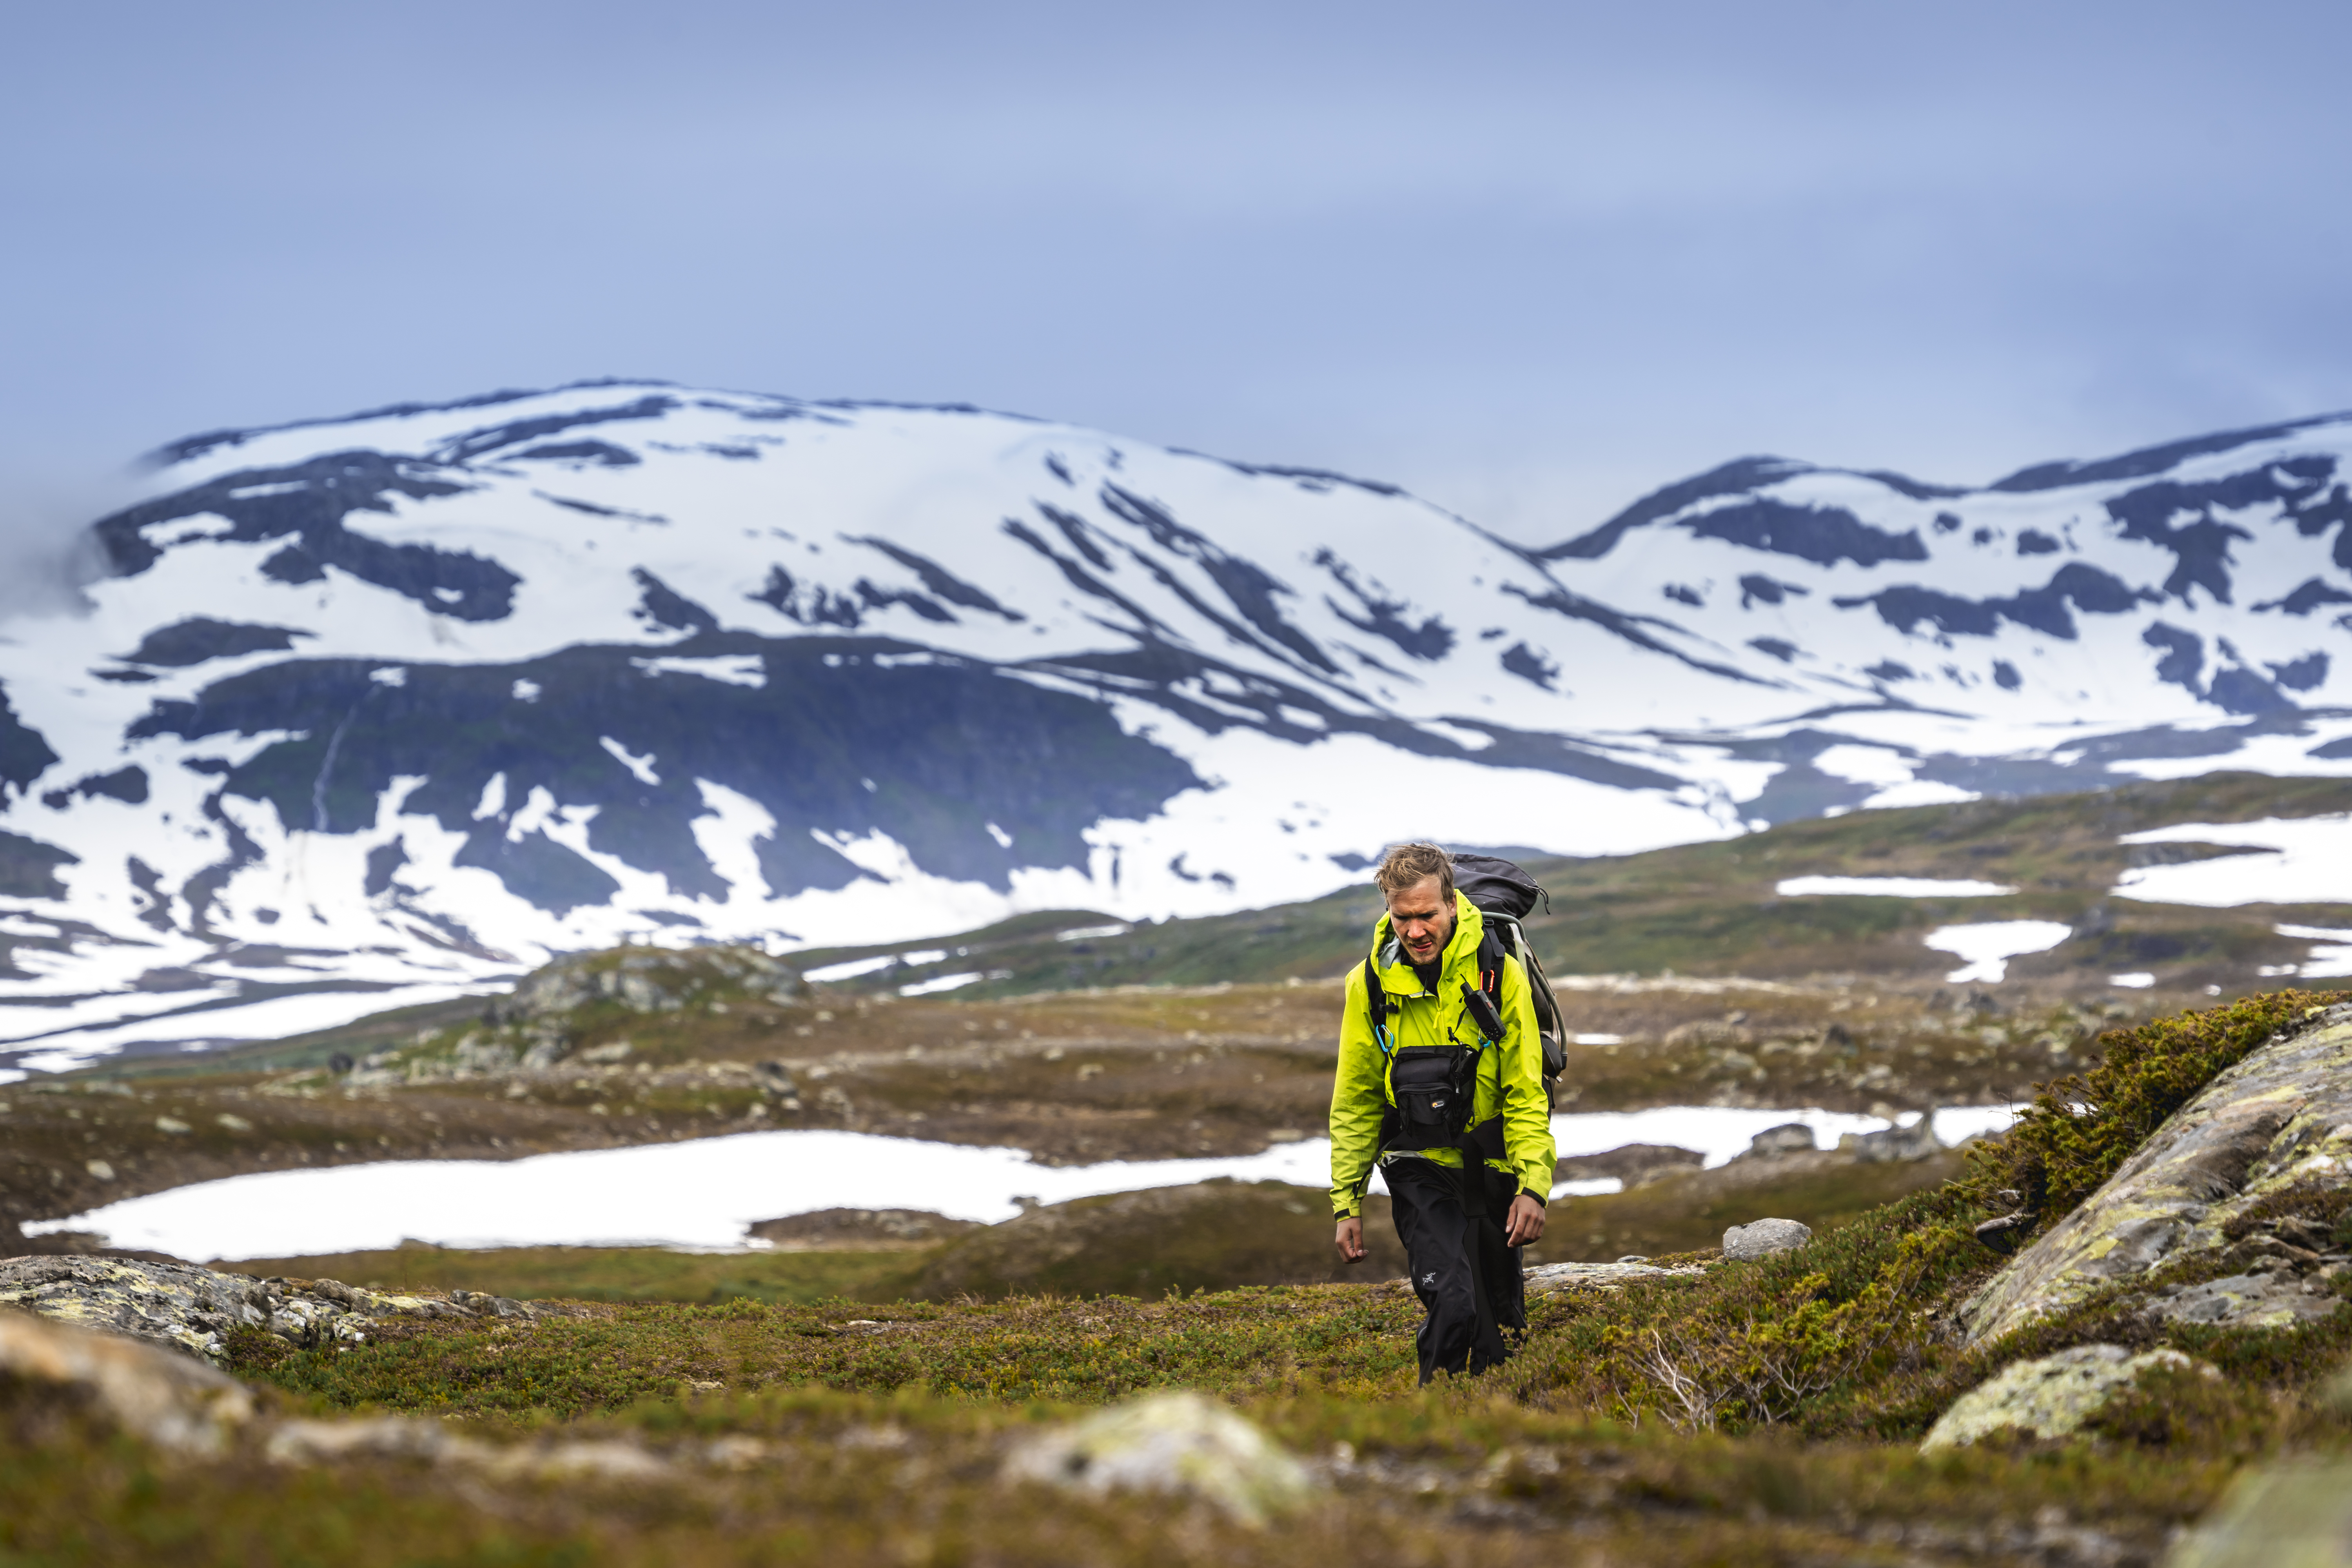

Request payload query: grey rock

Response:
[2144,1269,2342,1328]
[452,1033,520,1075]
[1723,1218,1813,1259]
[1839,1116,1942,1163]
[1735,1124,1817,1161]
[752,1060,799,1098]
[1523,1260,1708,1294]
[1001,1391,1316,1525]
[1920,1343,2208,1451]
[1961,1002,2352,1345]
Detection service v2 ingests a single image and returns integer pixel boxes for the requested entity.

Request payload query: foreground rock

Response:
[0,1307,254,1455]
[1921,1344,2209,1451]
[2,1304,690,1481]
[2164,1458,2352,1566]
[1523,1260,1710,1294]
[1002,1391,1316,1526]
[0,1254,537,1364]
[1963,1004,2352,1346]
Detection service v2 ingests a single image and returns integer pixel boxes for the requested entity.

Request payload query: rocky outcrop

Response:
[1839,1118,1942,1163]
[0,1254,536,1365]
[494,946,804,1024]
[1961,1005,2352,1346]
[347,945,807,1085]
[1734,1124,1818,1161]
[1920,1344,2209,1451]
[1555,1143,1704,1186]
[1002,1391,1317,1526]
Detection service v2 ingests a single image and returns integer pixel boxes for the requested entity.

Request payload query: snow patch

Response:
[1923,920,2072,983]
[2114,817,2352,907]
[1777,876,2017,897]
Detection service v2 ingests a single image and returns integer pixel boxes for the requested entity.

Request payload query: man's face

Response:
[1386,875,1455,966]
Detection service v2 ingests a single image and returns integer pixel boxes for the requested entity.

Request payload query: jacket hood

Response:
[1369,890,1483,996]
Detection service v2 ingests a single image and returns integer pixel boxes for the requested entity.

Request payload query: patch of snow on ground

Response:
[1922,921,2073,983]
[2114,817,2352,907]
[1776,877,2017,898]
[2109,972,2157,988]
[1859,780,1980,809]
[2263,923,2352,979]
[801,955,898,983]
[898,970,1006,997]
[29,1106,2021,1257]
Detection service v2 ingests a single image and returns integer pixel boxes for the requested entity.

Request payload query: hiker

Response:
[1329,842,1559,1383]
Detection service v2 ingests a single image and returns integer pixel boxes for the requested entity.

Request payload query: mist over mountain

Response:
[4,381,2350,1074]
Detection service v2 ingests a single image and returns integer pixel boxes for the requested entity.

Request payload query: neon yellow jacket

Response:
[1328,891,1557,1218]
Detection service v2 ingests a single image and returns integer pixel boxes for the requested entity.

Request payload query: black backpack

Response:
[1363,854,1568,1122]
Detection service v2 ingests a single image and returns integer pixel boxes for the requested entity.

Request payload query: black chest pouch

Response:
[1386,1045,1481,1149]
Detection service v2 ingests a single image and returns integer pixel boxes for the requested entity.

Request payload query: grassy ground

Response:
[0,1374,2258,1568]
[13,994,2352,1564]
[219,1243,928,1308]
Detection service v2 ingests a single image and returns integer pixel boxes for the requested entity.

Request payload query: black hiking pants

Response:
[1385,1156,1525,1385]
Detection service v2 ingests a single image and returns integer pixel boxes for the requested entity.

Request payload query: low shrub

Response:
[1963,988,2349,1225]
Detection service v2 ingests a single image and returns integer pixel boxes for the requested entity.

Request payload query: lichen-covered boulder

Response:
[1920,1343,2208,1451]
[1001,1391,1316,1526]
[1962,1005,2352,1346]
[1723,1218,1813,1259]
[2144,1268,2343,1328]
[0,1254,530,1364]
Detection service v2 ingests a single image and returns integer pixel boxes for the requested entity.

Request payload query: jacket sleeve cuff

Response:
[1519,1185,1549,1207]
[1332,1203,1360,1220]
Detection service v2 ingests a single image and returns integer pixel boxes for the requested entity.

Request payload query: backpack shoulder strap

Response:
[1476,924,1507,1004]
[1362,956,1391,1052]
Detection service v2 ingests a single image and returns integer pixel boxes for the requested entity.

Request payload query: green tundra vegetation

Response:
[11,992,2352,1564]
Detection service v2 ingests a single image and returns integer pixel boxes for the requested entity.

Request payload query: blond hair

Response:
[1374,841,1454,904]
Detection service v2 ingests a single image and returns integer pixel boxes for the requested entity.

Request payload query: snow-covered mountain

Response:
[5,383,2351,1073]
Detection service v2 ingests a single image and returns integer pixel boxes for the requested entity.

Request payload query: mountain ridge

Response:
[7,382,2352,1073]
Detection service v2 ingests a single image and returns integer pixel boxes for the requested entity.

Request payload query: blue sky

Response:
[4,0,2349,603]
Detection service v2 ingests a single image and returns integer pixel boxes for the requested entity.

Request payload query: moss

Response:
[1965,988,2352,1225]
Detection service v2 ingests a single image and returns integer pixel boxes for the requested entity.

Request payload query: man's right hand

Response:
[1334,1215,1366,1264]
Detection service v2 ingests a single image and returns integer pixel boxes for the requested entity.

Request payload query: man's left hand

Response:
[1504,1193,1546,1247]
